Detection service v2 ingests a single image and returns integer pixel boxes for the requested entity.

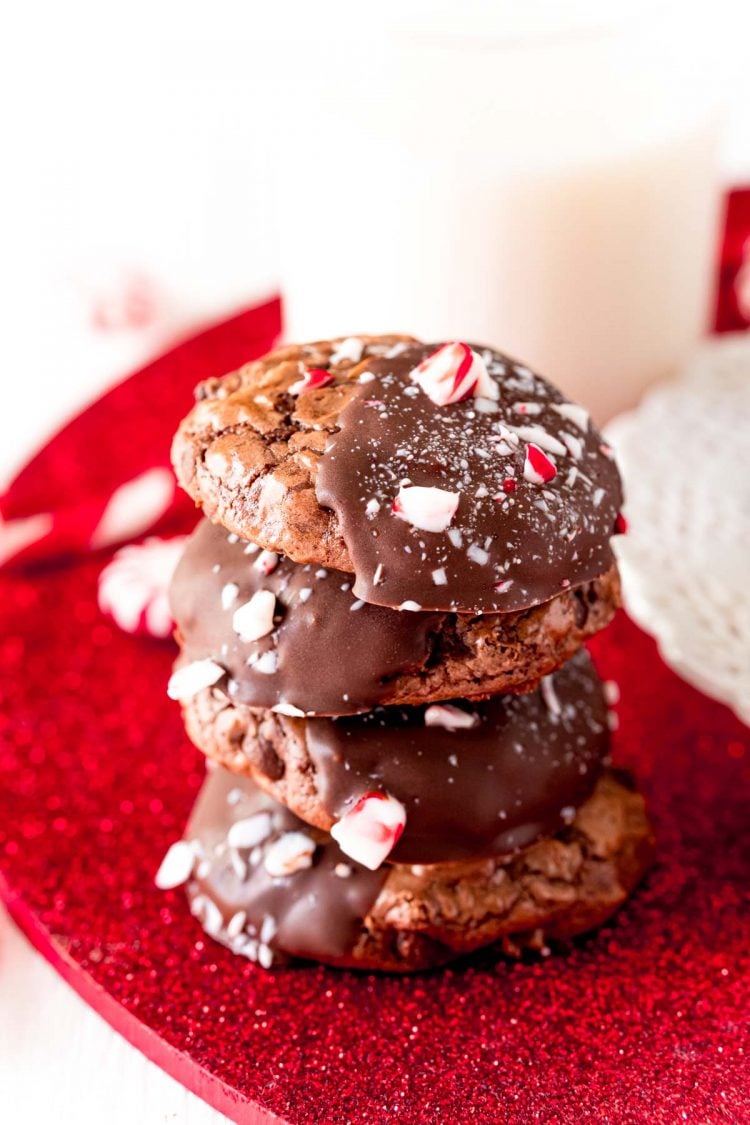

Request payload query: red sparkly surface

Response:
[1,312,749,1124]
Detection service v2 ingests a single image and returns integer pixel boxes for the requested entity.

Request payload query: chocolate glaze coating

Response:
[182,649,609,864]
[186,766,386,964]
[304,650,608,862]
[170,519,442,715]
[316,343,622,612]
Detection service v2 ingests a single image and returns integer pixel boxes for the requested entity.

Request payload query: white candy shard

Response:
[392,485,459,533]
[272,702,306,717]
[254,550,279,575]
[513,425,567,457]
[233,589,276,642]
[252,650,279,674]
[603,680,621,705]
[424,704,480,732]
[167,659,224,701]
[541,675,562,717]
[263,831,316,877]
[411,342,499,405]
[155,841,195,889]
[221,582,239,610]
[330,792,406,870]
[226,910,248,939]
[98,536,186,638]
[552,402,590,431]
[330,336,364,365]
[228,813,273,849]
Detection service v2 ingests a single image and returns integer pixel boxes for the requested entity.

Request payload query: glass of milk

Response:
[269,3,723,422]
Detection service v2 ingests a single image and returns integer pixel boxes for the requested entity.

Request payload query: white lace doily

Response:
[605,334,750,727]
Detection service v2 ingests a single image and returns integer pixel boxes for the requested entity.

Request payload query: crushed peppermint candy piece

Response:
[561,432,583,460]
[272,701,306,717]
[98,536,186,638]
[551,401,590,431]
[329,336,364,365]
[330,792,406,870]
[398,600,422,612]
[616,512,628,534]
[289,366,334,396]
[365,498,381,517]
[252,650,278,674]
[512,402,544,416]
[513,425,567,457]
[232,589,276,642]
[167,659,224,701]
[227,812,273,850]
[523,443,557,485]
[263,831,316,877]
[424,704,479,731]
[431,567,448,586]
[540,675,562,717]
[334,862,353,878]
[467,544,489,566]
[411,342,499,405]
[603,680,621,705]
[154,841,195,889]
[254,550,279,575]
[221,582,239,610]
[392,484,459,533]
[226,910,248,939]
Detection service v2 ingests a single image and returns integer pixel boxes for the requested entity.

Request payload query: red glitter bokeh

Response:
[0,307,748,1124]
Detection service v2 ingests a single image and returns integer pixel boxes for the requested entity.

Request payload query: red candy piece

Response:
[411,342,497,406]
[616,512,628,534]
[289,367,334,396]
[329,791,406,870]
[523,443,557,485]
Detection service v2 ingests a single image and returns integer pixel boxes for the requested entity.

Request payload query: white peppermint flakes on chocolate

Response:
[263,831,316,877]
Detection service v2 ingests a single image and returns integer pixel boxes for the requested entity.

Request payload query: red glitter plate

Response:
[0,308,748,1124]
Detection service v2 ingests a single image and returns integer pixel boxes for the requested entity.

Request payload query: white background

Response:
[1,2,750,1123]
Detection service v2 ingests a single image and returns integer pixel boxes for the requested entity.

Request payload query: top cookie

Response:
[172,335,623,613]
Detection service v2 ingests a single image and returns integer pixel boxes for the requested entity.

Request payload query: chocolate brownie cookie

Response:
[180,650,610,865]
[171,336,623,614]
[170,519,620,715]
[170,766,653,972]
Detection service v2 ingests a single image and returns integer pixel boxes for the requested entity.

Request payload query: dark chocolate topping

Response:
[186,766,386,965]
[315,343,622,612]
[170,519,444,715]
[302,648,608,864]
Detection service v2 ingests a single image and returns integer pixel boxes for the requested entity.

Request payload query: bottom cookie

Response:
[159,766,654,973]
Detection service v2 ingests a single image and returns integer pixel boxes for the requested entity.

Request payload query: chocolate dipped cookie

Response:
[169,518,620,715]
[171,336,623,614]
[157,766,654,973]
[179,649,610,866]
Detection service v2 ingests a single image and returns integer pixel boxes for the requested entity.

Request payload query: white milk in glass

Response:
[271,6,721,422]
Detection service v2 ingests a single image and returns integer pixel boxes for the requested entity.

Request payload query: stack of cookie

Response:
[158,335,653,972]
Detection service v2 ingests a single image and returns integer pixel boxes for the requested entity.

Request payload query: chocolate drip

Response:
[315,343,622,612]
[170,520,444,715]
[186,767,386,964]
[302,649,608,864]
